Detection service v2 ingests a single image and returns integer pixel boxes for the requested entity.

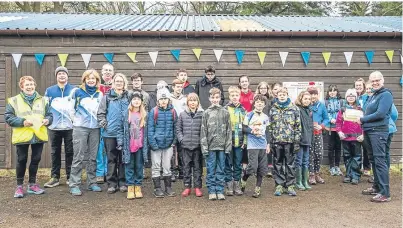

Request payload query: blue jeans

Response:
[364,129,390,197]
[296,145,309,168]
[224,147,243,182]
[125,149,144,186]
[206,151,225,194]
[96,132,107,177]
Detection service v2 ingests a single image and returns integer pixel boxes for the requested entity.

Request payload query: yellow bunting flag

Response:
[126,53,138,63]
[385,50,394,63]
[58,54,69,67]
[257,51,266,65]
[322,52,331,66]
[192,48,202,60]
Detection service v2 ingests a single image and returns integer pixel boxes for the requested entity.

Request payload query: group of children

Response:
[10,63,396,201]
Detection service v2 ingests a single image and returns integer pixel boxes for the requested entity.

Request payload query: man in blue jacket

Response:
[44,66,77,188]
[359,71,393,203]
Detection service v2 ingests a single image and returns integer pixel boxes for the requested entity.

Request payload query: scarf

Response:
[85,84,97,96]
[21,92,37,105]
[275,98,291,109]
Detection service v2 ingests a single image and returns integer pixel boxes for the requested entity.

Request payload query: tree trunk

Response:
[53,2,64,12]
[32,2,41,12]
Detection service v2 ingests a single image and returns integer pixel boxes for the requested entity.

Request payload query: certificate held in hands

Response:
[343,109,363,122]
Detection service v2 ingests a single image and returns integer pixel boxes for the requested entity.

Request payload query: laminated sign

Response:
[343,109,363,122]
[282,82,324,102]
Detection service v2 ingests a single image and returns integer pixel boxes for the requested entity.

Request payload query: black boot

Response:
[164,176,176,197]
[152,177,164,198]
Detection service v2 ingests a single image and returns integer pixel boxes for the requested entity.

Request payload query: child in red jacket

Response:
[336,89,364,185]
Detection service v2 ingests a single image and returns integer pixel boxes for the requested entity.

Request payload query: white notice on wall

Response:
[282,82,325,102]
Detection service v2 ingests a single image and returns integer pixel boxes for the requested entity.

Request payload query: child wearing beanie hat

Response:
[335,88,363,185]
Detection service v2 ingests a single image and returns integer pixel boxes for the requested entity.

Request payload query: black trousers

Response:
[182,148,202,188]
[48,129,74,179]
[328,131,341,167]
[273,143,296,187]
[104,137,126,188]
[362,145,370,170]
[16,143,44,185]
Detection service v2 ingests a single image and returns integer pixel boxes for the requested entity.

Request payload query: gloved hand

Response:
[116,145,122,150]
[338,132,346,140]
[99,120,107,128]
[357,135,364,142]
[293,143,300,152]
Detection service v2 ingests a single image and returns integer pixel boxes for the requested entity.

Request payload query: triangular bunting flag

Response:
[58,54,69,67]
[401,55,403,64]
[300,52,310,66]
[213,49,223,62]
[385,50,394,64]
[344,52,353,67]
[400,75,403,87]
[257,51,266,66]
[12,54,22,69]
[322,52,331,66]
[149,51,159,67]
[170,49,181,62]
[103,53,114,64]
[126,53,138,63]
[192,48,202,60]
[365,50,375,65]
[279,52,288,67]
[235,50,245,65]
[81,54,92,69]
[34,53,45,67]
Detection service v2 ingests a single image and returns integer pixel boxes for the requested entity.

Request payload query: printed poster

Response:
[282,82,324,102]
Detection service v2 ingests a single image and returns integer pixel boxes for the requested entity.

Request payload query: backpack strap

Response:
[153,107,176,125]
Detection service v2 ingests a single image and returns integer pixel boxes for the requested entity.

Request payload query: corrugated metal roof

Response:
[0,13,401,32]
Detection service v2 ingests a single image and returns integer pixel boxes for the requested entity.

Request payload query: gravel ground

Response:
[0,171,401,228]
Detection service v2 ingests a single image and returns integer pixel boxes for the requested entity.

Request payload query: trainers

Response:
[14,185,24,198]
[309,173,316,185]
[368,176,374,183]
[351,179,359,185]
[362,187,378,195]
[335,167,343,176]
[107,187,117,194]
[225,181,234,196]
[181,188,191,197]
[195,188,203,197]
[233,181,243,196]
[343,176,351,183]
[119,186,128,193]
[27,184,45,195]
[363,170,371,177]
[44,177,60,188]
[371,194,391,203]
[287,185,297,196]
[66,180,70,185]
[88,185,102,192]
[274,185,283,196]
[217,193,225,200]
[266,166,273,178]
[209,194,217,200]
[96,176,105,184]
[252,187,261,198]
[70,187,82,196]
[315,173,325,184]
[329,167,336,176]
[240,179,247,192]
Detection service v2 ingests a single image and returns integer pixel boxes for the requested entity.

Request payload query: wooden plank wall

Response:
[0,36,401,168]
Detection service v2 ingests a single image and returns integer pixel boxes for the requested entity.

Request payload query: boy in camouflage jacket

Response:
[269,87,302,197]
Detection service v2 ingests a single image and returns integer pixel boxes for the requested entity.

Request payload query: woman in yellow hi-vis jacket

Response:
[5,76,53,198]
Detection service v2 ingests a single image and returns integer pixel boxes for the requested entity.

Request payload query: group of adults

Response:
[4,62,395,202]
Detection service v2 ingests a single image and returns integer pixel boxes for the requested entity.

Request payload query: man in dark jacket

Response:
[359,71,393,203]
[170,68,196,95]
[195,65,225,109]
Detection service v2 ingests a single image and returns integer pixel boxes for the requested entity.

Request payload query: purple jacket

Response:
[335,107,363,141]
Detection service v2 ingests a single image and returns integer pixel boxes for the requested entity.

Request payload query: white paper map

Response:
[282,82,324,102]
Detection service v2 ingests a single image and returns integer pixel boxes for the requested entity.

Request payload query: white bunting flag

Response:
[279,52,288,67]
[400,55,403,64]
[213,49,223,62]
[12,54,22,69]
[344,52,353,67]
[149,51,159,67]
[81,54,92,69]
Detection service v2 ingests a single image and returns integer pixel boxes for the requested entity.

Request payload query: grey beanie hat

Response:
[55,66,69,76]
